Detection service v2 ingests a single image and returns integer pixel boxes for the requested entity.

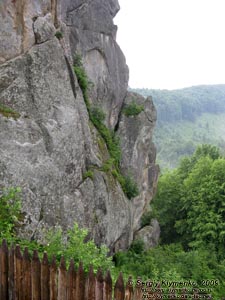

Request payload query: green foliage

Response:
[0,187,22,243]
[129,239,145,254]
[132,85,225,169]
[132,85,225,123]
[73,57,90,110]
[0,103,20,119]
[122,175,139,199]
[90,106,106,123]
[55,31,63,40]
[73,54,121,165]
[152,144,225,252]
[112,170,139,199]
[82,170,94,180]
[74,53,83,67]
[122,101,144,117]
[44,223,114,273]
[74,65,88,95]
[113,144,225,297]
[0,188,114,274]
[152,170,184,244]
[90,114,121,167]
[114,243,225,298]
[100,158,115,172]
[140,210,152,227]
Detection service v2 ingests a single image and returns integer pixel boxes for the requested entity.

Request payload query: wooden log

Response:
[76,262,85,300]
[8,245,15,300]
[22,247,31,300]
[125,276,133,300]
[168,290,177,300]
[180,287,189,300]
[192,289,200,299]
[0,239,9,300]
[50,256,58,300]
[155,282,163,300]
[142,280,155,300]
[104,270,112,300]
[31,250,41,300]
[133,277,142,300]
[114,273,125,300]
[67,260,76,300]
[96,268,104,300]
[41,252,50,300]
[14,245,23,300]
[85,265,95,300]
[58,256,67,300]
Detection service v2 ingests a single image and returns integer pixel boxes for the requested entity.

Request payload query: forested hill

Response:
[131,85,225,169]
[132,85,225,123]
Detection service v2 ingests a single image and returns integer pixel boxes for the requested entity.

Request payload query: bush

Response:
[74,65,89,97]
[129,239,145,254]
[123,101,144,117]
[90,114,121,167]
[0,190,114,274]
[0,187,44,252]
[74,54,83,67]
[55,31,63,40]
[45,223,114,273]
[0,187,22,243]
[73,59,90,109]
[123,175,139,199]
[140,210,152,227]
[112,171,139,199]
[90,106,106,123]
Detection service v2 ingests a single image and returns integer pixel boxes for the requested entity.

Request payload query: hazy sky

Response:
[114,0,225,90]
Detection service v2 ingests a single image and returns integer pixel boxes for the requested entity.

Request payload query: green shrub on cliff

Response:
[89,106,106,123]
[73,54,139,199]
[45,223,114,273]
[73,55,90,109]
[0,187,22,243]
[122,101,144,117]
[0,188,114,274]
[55,31,63,40]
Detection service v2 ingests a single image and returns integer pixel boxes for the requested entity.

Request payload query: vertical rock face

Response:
[117,92,159,232]
[0,0,159,251]
[61,0,129,128]
[0,0,53,63]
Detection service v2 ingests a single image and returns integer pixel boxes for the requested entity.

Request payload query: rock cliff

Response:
[0,0,159,251]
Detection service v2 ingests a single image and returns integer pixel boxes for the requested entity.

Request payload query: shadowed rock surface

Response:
[0,0,158,251]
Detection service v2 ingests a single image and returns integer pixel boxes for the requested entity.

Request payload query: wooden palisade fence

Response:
[0,240,200,300]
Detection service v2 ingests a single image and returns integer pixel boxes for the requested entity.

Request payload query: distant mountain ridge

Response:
[131,85,225,169]
[132,84,225,123]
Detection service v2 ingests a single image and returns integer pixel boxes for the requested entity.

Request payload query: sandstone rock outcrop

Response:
[0,0,159,251]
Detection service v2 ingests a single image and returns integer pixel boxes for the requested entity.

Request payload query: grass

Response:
[0,103,20,120]
[83,170,94,180]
